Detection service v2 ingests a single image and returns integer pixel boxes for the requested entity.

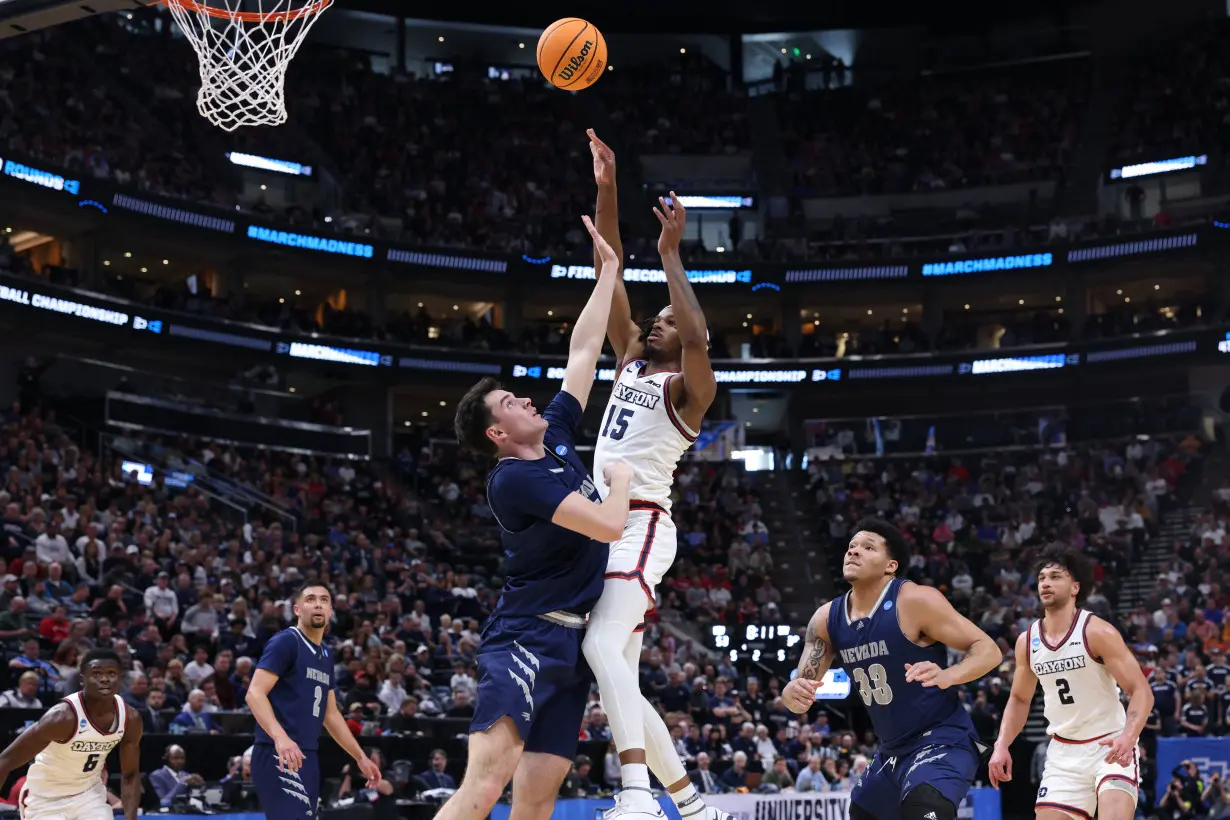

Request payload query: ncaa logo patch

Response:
[883,601,893,611]
[554,445,568,457]
[80,719,88,729]
[1031,636,1042,650]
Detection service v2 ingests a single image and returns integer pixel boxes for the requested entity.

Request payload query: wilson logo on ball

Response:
[557,39,594,82]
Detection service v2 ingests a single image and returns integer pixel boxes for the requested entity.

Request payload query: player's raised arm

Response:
[989,630,1039,789]
[588,129,641,364]
[900,584,1001,688]
[245,668,304,773]
[783,602,835,713]
[120,707,144,820]
[1085,616,1154,766]
[0,703,76,787]
[561,216,622,412]
[322,690,382,788]
[656,193,717,426]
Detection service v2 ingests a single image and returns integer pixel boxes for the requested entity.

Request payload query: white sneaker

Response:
[603,790,665,820]
[701,807,734,820]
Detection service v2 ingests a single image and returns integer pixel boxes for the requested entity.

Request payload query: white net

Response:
[165,0,332,131]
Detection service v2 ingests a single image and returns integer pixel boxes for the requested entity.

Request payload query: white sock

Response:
[621,762,650,791]
[671,782,705,818]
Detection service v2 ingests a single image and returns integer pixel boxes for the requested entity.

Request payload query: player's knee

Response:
[901,784,957,820]
[456,773,508,810]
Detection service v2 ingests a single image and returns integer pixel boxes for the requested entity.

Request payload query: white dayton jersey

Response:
[25,692,127,799]
[1030,610,1138,817]
[1029,609,1126,740]
[592,358,699,512]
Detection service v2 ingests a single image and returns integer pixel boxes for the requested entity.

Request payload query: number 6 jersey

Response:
[1028,609,1126,740]
[592,358,698,514]
[826,578,975,753]
[25,691,128,798]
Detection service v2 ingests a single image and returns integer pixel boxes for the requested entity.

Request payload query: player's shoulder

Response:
[1080,613,1122,647]
[896,579,946,609]
[810,600,835,637]
[35,699,80,741]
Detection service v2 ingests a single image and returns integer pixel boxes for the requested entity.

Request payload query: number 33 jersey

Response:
[26,692,128,798]
[827,578,974,753]
[592,359,698,514]
[1029,609,1126,741]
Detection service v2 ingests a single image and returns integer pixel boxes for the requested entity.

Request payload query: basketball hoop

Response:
[161,0,332,131]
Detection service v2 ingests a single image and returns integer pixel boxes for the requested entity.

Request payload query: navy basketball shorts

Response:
[252,743,320,819]
[472,615,593,760]
[851,723,981,820]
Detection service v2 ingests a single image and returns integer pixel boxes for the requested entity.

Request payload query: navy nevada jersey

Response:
[254,626,333,750]
[827,577,970,751]
[486,390,608,617]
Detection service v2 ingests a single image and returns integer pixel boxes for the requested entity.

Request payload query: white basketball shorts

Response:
[20,780,113,820]
[604,502,677,613]
[1036,732,1139,819]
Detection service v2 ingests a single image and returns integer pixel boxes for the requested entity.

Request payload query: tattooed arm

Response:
[783,602,835,714]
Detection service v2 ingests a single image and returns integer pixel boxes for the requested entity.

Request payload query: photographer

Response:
[1206,771,1229,820]
[1160,777,1197,820]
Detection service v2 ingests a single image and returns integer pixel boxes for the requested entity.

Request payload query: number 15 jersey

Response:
[1028,609,1126,741]
[254,626,333,751]
[592,358,698,514]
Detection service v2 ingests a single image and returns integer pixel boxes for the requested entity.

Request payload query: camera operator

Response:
[1160,777,1197,820]
[1206,770,1229,820]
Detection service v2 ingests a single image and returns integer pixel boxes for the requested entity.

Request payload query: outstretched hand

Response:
[588,128,615,185]
[653,192,686,255]
[582,215,618,275]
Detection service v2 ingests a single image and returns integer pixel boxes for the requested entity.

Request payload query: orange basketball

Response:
[537,18,607,91]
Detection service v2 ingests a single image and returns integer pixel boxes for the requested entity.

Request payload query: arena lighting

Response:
[227,151,312,176]
[549,264,752,285]
[662,194,755,209]
[1109,154,1207,180]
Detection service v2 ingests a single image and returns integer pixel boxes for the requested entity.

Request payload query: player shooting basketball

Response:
[583,130,723,820]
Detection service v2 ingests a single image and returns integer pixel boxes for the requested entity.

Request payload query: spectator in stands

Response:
[386,697,425,737]
[219,747,259,811]
[688,751,723,794]
[0,597,32,641]
[795,755,826,792]
[560,755,599,797]
[419,749,455,791]
[151,745,206,807]
[8,637,60,695]
[182,646,214,687]
[144,572,178,634]
[170,689,219,734]
[34,522,71,566]
[721,751,750,790]
[37,605,70,643]
[761,757,795,791]
[180,594,220,642]
[136,688,169,734]
[0,671,42,709]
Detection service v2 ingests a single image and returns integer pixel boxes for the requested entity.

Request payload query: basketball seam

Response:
[537,18,578,65]
[549,22,591,87]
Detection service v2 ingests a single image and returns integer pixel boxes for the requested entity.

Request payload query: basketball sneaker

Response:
[603,788,665,820]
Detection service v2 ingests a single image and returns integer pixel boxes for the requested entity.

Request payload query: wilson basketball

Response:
[537,18,607,91]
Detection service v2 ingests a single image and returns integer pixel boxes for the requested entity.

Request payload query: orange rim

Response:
[161,0,330,22]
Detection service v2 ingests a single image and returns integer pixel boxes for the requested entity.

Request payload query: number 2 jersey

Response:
[592,358,698,514]
[254,626,333,751]
[1028,608,1126,740]
[827,578,975,752]
[26,692,128,798]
